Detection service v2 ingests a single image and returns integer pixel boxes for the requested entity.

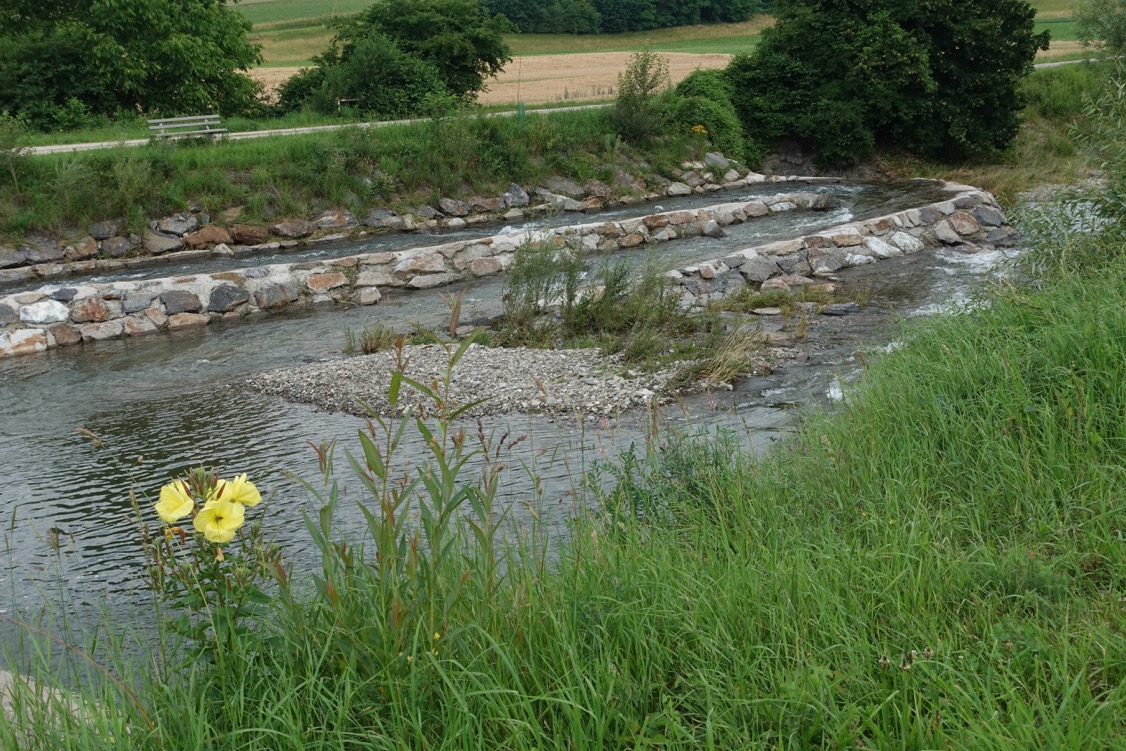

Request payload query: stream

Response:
[0,181,1016,649]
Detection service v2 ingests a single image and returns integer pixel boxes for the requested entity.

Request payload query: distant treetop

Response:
[481,0,771,34]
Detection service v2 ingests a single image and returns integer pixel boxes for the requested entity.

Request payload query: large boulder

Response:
[207,285,250,313]
[0,245,25,269]
[230,224,270,245]
[21,238,65,264]
[540,176,586,199]
[19,300,70,324]
[143,230,184,255]
[272,219,313,238]
[438,198,470,217]
[155,213,199,236]
[102,236,138,258]
[502,183,530,208]
[184,225,232,249]
[363,209,399,228]
[70,297,111,323]
[161,290,202,315]
[313,209,357,230]
[89,219,123,240]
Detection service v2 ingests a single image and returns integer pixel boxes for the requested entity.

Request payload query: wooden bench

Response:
[147,114,228,142]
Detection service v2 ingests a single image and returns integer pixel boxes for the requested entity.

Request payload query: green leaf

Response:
[388,370,402,407]
[358,430,387,480]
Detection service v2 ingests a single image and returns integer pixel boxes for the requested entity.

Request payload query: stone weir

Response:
[0,180,1013,360]
[664,181,1014,307]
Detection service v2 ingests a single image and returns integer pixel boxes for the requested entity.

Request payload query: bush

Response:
[666,95,746,163]
[0,0,261,130]
[613,50,672,142]
[1077,0,1126,56]
[674,68,735,102]
[279,35,453,118]
[1021,62,1111,120]
[671,68,764,165]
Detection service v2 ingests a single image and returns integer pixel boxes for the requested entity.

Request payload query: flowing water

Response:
[0,181,1015,647]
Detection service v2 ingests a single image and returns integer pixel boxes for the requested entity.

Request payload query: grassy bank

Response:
[0,108,693,240]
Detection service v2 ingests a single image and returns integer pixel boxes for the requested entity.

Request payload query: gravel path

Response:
[244,344,705,418]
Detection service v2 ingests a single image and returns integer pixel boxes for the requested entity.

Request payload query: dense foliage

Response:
[0,0,261,130]
[1076,0,1126,55]
[670,69,760,164]
[279,0,511,116]
[610,58,760,166]
[729,0,1049,165]
[481,0,769,34]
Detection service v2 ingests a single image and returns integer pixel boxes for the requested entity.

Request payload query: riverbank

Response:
[4,175,1122,749]
[1,50,1122,751]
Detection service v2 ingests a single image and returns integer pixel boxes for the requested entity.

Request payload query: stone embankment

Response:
[666,181,1013,307]
[0,177,1014,360]
[0,152,752,286]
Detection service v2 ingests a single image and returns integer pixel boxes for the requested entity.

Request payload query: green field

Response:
[237,0,370,27]
[243,0,1082,67]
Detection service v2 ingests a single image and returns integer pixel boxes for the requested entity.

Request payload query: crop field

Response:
[250,51,735,107]
[244,1,1086,94]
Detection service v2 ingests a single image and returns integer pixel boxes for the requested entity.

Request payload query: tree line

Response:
[481,0,771,34]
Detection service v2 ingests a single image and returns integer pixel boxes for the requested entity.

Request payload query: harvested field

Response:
[250,52,733,107]
[478,52,732,105]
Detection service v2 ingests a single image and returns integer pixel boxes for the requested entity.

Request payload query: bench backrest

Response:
[147,115,225,137]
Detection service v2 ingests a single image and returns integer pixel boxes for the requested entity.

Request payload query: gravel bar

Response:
[243,344,697,418]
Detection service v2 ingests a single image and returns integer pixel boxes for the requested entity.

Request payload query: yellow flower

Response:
[193,499,245,543]
[217,473,261,507]
[154,481,194,524]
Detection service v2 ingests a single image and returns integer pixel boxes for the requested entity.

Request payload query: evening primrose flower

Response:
[154,480,194,524]
[217,473,261,507]
[193,499,245,544]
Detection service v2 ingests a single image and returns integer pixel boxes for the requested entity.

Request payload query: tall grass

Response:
[0,109,692,238]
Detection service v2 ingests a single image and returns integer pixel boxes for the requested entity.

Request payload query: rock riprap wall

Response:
[0,181,1012,359]
[0,153,755,286]
[666,182,1012,305]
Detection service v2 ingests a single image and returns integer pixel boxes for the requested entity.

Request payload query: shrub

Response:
[666,95,746,163]
[674,68,735,102]
[612,50,671,142]
[1076,0,1126,56]
[0,0,261,130]
[281,35,453,119]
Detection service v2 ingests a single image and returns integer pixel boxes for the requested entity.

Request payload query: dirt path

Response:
[251,52,733,106]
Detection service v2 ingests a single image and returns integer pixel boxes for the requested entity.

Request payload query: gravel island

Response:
[243,343,772,418]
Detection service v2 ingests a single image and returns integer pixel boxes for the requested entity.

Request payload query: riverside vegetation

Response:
[0,60,1105,245]
[2,62,1125,751]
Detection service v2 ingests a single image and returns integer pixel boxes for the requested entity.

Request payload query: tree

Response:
[0,0,261,130]
[1076,0,1126,55]
[342,0,513,99]
[277,36,452,118]
[612,50,671,141]
[731,0,1049,165]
